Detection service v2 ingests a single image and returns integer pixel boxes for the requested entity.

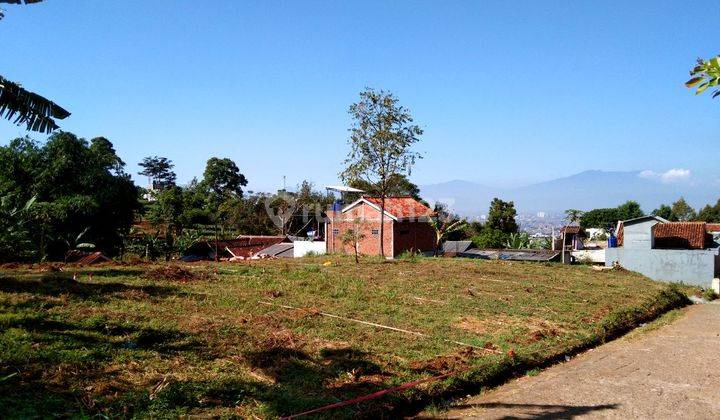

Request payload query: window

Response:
[332,229,339,235]
[371,229,380,235]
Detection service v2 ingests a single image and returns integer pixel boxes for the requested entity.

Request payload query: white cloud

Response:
[638,168,691,183]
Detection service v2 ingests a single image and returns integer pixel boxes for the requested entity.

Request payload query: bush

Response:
[471,229,508,249]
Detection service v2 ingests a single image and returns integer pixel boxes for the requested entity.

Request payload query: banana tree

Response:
[505,232,530,249]
[1,1,70,132]
[0,194,37,261]
[429,214,466,256]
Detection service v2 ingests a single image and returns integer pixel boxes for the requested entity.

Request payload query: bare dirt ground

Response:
[428,302,720,419]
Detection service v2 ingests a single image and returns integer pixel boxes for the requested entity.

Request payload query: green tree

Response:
[0,133,138,259]
[686,56,720,99]
[579,208,619,229]
[471,229,508,249]
[429,204,466,256]
[0,194,36,262]
[341,218,366,264]
[670,197,697,221]
[340,88,423,257]
[616,200,644,221]
[347,174,422,201]
[200,157,248,260]
[564,209,584,225]
[1,2,70,133]
[202,157,248,198]
[486,198,518,234]
[505,232,530,249]
[138,156,176,190]
[698,199,720,222]
[651,204,675,221]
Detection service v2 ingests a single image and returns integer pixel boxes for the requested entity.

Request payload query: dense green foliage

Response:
[580,200,644,229]
[347,174,422,201]
[651,204,674,220]
[486,198,518,234]
[670,197,697,221]
[0,195,36,261]
[698,199,720,222]
[138,156,176,190]
[0,133,138,260]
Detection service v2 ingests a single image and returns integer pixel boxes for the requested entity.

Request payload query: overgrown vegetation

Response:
[0,258,692,418]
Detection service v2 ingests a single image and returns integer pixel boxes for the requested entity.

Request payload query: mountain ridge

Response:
[420,170,716,216]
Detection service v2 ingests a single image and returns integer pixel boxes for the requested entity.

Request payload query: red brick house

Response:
[325,196,435,258]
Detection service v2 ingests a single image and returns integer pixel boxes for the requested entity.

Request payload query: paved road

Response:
[430,302,720,419]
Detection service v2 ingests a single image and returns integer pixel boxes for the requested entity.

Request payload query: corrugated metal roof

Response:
[442,240,473,253]
[459,249,561,262]
[224,236,287,258]
[255,243,294,258]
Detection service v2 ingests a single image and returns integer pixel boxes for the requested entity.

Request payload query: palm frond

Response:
[0,74,70,133]
[0,1,45,21]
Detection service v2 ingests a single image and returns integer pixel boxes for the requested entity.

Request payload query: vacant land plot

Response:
[0,257,689,418]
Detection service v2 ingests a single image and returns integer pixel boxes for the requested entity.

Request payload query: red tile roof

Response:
[706,223,720,232]
[363,196,433,220]
[653,222,710,249]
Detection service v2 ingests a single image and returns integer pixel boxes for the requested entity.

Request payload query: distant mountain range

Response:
[419,170,718,216]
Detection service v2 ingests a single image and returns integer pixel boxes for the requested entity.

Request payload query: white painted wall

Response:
[293,241,326,258]
[624,219,660,249]
[572,249,605,263]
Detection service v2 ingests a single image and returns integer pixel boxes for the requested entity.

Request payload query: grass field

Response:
[0,256,691,418]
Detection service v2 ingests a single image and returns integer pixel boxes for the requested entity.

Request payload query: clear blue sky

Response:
[1,0,718,192]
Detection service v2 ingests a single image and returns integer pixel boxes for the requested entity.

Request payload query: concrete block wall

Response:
[605,247,719,287]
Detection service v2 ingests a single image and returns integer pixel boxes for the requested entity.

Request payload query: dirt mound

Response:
[142,265,214,282]
[411,346,477,374]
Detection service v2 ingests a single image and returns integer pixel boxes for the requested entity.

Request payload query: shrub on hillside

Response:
[471,229,508,249]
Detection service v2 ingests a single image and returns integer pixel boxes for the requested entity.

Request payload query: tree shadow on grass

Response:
[74,268,147,278]
[443,402,620,419]
[238,346,395,418]
[0,275,178,302]
[0,306,211,418]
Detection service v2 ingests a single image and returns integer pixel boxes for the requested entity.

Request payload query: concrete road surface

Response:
[426,302,720,419]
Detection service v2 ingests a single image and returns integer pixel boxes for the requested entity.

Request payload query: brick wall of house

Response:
[393,220,436,255]
[326,201,435,257]
[327,203,393,257]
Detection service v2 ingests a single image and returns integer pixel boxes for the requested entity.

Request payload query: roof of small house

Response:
[442,240,473,254]
[65,250,112,265]
[616,215,668,246]
[255,242,294,258]
[459,248,561,262]
[652,222,711,249]
[342,196,433,221]
[560,225,585,236]
[706,223,720,232]
[225,236,288,258]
